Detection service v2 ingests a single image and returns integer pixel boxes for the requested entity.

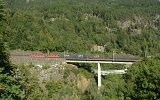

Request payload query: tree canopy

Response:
[0,1,23,99]
[1,0,160,56]
[124,57,160,99]
[0,0,160,99]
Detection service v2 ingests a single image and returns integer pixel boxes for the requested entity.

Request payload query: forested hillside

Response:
[0,0,160,100]
[2,0,160,56]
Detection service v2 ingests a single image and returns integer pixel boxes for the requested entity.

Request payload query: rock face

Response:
[77,75,90,92]
[26,0,29,3]
[21,63,91,100]
[91,45,105,52]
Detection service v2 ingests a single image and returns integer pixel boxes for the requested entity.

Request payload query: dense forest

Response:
[1,0,160,56]
[0,0,160,100]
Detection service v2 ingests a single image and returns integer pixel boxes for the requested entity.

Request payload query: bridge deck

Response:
[66,60,134,64]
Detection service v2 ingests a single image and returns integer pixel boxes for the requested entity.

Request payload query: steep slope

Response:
[2,0,160,56]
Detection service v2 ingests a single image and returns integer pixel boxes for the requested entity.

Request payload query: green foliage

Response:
[42,65,50,70]
[78,68,93,79]
[0,68,23,100]
[0,36,23,99]
[0,0,5,21]
[124,57,160,99]
[1,0,160,99]
[100,75,126,100]
[1,0,159,55]
[101,64,125,70]
[0,36,11,74]
[46,81,62,98]
[81,77,100,100]
[63,69,70,79]
[15,64,94,100]
[0,0,11,74]
[0,1,23,99]
[15,65,48,100]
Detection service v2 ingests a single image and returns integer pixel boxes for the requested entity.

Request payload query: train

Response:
[30,53,141,61]
[10,50,141,61]
[30,53,105,60]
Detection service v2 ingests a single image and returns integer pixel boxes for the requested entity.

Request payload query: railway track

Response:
[9,50,141,65]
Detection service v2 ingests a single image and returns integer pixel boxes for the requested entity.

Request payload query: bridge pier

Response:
[98,63,101,89]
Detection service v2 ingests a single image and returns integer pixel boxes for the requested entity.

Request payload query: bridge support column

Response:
[98,63,101,89]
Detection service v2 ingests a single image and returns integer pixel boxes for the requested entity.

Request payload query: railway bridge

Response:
[66,60,137,89]
[10,50,141,89]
